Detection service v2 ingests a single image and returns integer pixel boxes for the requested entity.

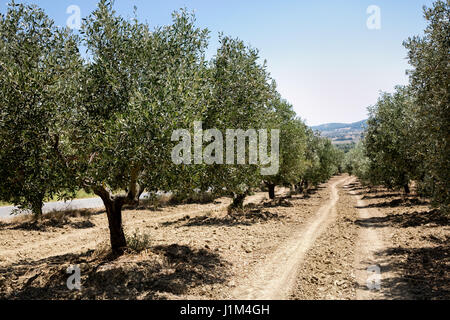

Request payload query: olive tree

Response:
[343,143,370,181]
[63,1,210,254]
[403,0,449,209]
[0,2,81,217]
[263,95,308,199]
[204,35,273,209]
[364,87,420,193]
[299,130,341,191]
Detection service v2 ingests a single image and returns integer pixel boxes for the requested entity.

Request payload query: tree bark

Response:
[400,173,410,195]
[231,193,246,210]
[303,180,309,194]
[102,197,127,255]
[404,183,410,195]
[32,201,43,221]
[93,176,143,255]
[32,194,44,221]
[268,183,276,200]
[137,188,144,205]
[297,181,304,194]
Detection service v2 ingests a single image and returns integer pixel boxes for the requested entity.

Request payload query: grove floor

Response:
[0,175,448,300]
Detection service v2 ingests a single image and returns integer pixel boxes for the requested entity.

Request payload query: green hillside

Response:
[311,120,367,145]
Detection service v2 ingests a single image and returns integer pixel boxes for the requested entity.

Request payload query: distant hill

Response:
[311,120,367,145]
[311,120,367,132]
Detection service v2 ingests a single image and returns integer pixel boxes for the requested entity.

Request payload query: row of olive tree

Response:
[262,94,343,199]
[345,0,449,212]
[0,1,343,254]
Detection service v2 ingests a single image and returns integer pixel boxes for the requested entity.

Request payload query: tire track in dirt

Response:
[232,176,352,300]
[351,192,385,299]
[290,178,360,300]
[351,190,410,300]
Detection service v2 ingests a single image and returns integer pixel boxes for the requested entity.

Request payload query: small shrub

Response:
[139,193,173,210]
[126,229,151,253]
[93,241,112,260]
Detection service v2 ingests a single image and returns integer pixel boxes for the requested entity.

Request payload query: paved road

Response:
[0,197,104,220]
[0,193,153,220]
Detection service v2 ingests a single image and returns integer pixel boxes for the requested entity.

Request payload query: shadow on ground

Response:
[354,244,450,300]
[8,218,96,231]
[356,198,429,209]
[355,209,449,229]
[345,182,381,195]
[350,182,449,300]
[362,193,404,200]
[162,210,284,228]
[0,244,229,300]
[1,208,102,232]
[161,199,288,228]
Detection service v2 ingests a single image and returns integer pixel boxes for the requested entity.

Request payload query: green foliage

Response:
[262,94,308,191]
[126,229,151,253]
[0,0,352,251]
[356,1,449,212]
[336,142,357,153]
[202,35,273,203]
[74,2,210,196]
[364,87,420,193]
[343,143,370,182]
[403,0,449,210]
[300,129,342,189]
[0,2,81,216]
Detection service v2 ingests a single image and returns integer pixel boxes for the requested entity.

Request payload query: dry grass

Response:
[1,207,101,231]
[139,192,217,210]
[138,193,174,210]
[126,229,152,253]
[169,192,217,205]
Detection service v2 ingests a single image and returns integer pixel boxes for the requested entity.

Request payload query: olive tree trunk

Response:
[94,179,142,255]
[267,183,276,200]
[230,193,247,211]
[296,182,304,194]
[101,196,127,254]
[404,183,410,195]
[303,180,309,193]
[31,193,45,221]
[32,201,44,221]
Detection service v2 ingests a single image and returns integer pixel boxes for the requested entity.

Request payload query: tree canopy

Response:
[0,0,365,254]
[344,0,449,212]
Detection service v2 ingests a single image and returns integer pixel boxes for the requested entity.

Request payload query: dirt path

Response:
[3,175,445,300]
[351,191,387,299]
[351,190,413,300]
[232,176,351,300]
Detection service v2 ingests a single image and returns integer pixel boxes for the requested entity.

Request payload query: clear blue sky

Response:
[1,0,435,125]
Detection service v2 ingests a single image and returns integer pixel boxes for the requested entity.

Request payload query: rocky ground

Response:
[0,175,448,300]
